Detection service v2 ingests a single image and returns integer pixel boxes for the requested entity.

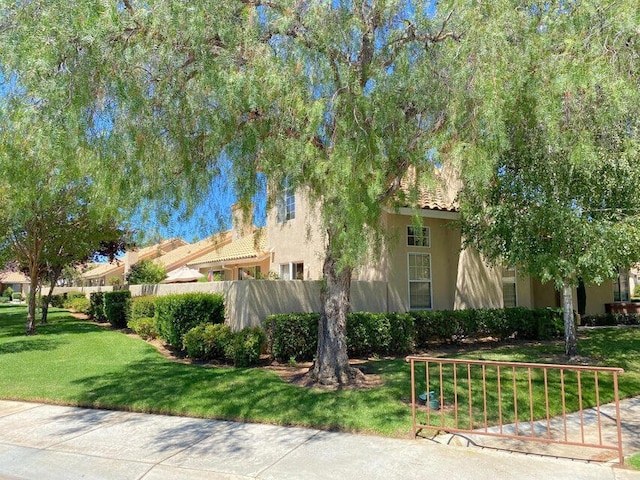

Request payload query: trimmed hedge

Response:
[103,290,132,328]
[183,323,265,367]
[48,294,65,308]
[155,293,225,349]
[127,316,158,340]
[265,313,319,363]
[129,295,156,322]
[89,292,107,322]
[582,313,640,327]
[266,308,566,361]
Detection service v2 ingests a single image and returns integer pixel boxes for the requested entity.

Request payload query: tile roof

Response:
[81,260,123,279]
[0,271,30,284]
[187,230,267,266]
[398,173,459,212]
[153,234,231,271]
[136,238,188,260]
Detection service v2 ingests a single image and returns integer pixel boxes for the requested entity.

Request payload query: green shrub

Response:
[89,292,107,322]
[228,327,266,367]
[103,290,132,328]
[3,287,14,298]
[155,293,225,349]
[11,292,23,301]
[67,297,90,314]
[48,294,65,308]
[347,312,392,357]
[388,313,415,354]
[0,296,9,303]
[265,313,319,363]
[127,316,158,340]
[183,323,233,361]
[129,295,156,322]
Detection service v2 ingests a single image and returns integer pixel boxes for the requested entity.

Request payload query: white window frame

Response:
[408,253,432,310]
[276,183,296,223]
[407,225,430,248]
[279,262,304,280]
[502,266,517,308]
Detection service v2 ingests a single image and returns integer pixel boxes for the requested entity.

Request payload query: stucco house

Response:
[81,238,188,286]
[255,182,619,316]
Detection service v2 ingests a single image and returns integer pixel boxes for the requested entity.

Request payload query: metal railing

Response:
[406,356,625,464]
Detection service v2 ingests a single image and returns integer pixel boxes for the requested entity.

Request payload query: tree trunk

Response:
[562,282,578,358]
[309,253,359,386]
[40,283,56,324]
[26,275,39,335]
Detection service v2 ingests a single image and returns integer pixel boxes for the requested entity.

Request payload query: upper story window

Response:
[407,226,430,247]
[276,182,295,223]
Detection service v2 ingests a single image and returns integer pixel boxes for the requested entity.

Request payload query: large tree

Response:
[0,100,129,334]
[0,1,461,384]
[445,1,640,357]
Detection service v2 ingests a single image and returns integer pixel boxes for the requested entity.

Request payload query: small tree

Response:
[447,1,640,357]
[125,259,166,285]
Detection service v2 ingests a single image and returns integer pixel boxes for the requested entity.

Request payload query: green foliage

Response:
[0,296,10,304]
[127,316,158,340]
[88,292,106,322]
[3,287,13,298]
[63,292,86,309]
[183,323,264,367]
[66,296,90,314]
[228,327,267,367]
[11,292,22,301]
[129,295,156,322]
[183,323,233,361]
[103,290,132,329]
[48,294,65,309]
[125,259,166,285]
[264,314,319,363]
[155,293,225,349]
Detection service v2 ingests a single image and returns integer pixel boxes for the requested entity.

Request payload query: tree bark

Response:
[309,253,359,386]
[26,274,38,335]
[562,282,578,358]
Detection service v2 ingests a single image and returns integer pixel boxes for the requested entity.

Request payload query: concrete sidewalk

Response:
[0,400,638,480]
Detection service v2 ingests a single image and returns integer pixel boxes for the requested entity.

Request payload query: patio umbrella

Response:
[160,266,205,283]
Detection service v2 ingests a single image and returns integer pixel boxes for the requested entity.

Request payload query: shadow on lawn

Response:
[69,356,413,435]
[0,336,64,355]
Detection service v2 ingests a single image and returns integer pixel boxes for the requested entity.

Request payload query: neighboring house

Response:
[0,270,30,296]
[81,238,188,286]
[151,233,232,274]
[188,229,269,281]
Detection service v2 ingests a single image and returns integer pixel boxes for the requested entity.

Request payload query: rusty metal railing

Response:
[406,356,625,464]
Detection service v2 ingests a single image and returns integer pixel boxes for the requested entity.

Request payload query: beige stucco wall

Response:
[454,247,503,310]
[264,189,325,280]
[131,279,387,330]
[531,278,613,315]
[358,211,462,312]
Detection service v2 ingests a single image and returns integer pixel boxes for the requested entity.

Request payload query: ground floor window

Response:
[502,266,517,308]
[408,253,432,309]
[240,266,261,280]
[279,262,304,280]
[613,268,630,302]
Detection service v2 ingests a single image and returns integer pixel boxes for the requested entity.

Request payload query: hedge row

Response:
[183,324,266,367]
[265,307,565,363]
[155,293,225,348]
[581,313,640,327]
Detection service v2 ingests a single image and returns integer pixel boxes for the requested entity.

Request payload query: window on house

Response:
[613,268,630,302]
[502,266,517,308]
[279,262,304,280]
[407,226,430,247]
[276,183,295,223]
[408,253,432,309]
[240,266,261,280]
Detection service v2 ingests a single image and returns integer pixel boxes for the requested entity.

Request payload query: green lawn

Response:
[1,304,639,438]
